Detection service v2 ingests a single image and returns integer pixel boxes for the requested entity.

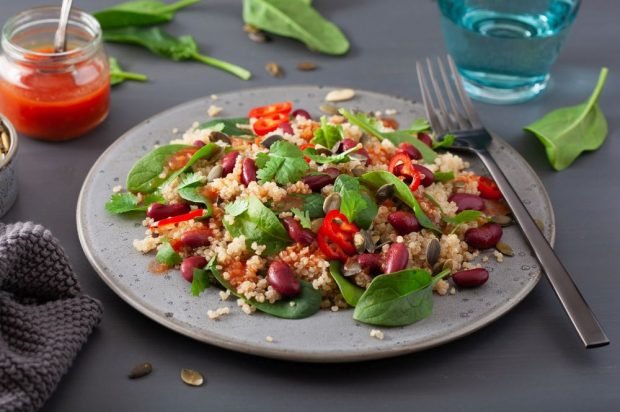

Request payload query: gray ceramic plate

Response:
[77,86,555,362]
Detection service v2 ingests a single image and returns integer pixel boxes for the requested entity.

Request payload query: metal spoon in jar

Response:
[53,0,74,53]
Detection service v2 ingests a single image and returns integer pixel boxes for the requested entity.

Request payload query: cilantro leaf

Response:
[178,172,205,189]
[156,241,182,266]
[291,208,312,229]
[333,175,377,229]
[256,140,309,185]
[191,268,210,296]
[311,116,343,148]
[105,192,164,214]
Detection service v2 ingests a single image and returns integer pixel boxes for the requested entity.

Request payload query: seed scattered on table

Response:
[248,31,270,43]
[208,105,222,117]
[325,88,355,102]
[128,362,152,379]
[181,368,204,386]
[265,335,274,343]
[243,24,260,34]
[370,329,384,340]
[495,241,514,257]
[297,61,317,71]
[265,62,284,77]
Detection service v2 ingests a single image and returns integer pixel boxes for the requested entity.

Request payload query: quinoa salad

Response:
[105,101,511,327]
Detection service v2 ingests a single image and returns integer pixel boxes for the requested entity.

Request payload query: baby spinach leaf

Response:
[164,143,221,187]
[409,118,431,132]
[109,57,148,86]
[198,117,252,137]
[360,171,440,233]
[290,193,325,219]
[524,67,609,171]
[127,144,189,193]
[442,210,483,225]
[209,260,321,319]
[105,192,163,214]
[94,0,199,29]
[291,208,311,229]
[334,175,377,230]
[433,171,454,183]
[432,134,455,150]
[242,0,349,55]
[190,268,210,297]
[223,196,290,255]
[156,241,181,266]
[256,140,309,185]
[311,117,343,148]
[103,27,252,80]
[329,261,364,307]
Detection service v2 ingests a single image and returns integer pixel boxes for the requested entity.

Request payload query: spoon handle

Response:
[53,0,74,53]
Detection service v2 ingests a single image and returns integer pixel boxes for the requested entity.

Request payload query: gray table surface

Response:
[2,0,619,411]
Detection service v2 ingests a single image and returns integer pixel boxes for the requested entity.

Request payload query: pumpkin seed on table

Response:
[265,62,284,77]
[180,368,204,387]
[297,61,317,71]
[128,362,152,379]
[325,88,355,102]
[495,241,514,257]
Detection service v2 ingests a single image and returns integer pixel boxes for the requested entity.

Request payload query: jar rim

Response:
[1,6,102,64]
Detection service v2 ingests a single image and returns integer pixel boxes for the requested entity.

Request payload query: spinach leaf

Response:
[442,210,483,225]
[109,57,148,86]
[353,268,440,326]
[339,108,437,164]
[223,196,290,255]
[176,174,213,215]
[243,0,349,55]
[409,118,431,132]
[433,171,454,183]
[105,192,163,214]
[127,144,189,193]
[198,117,252,137]
[156,241,181,266]
[209,261,321,319]
[302,144,360,165]
[256,140,309,185]
[359,171,440,233]
[311,116,343,148]
[190,268,210,297]
[432,134,455,150]
[524,67,609,171]
[164,143,221,187]
[103,27,252,80]
[291,208,311,229]
[94,0,199,29]
[333,175,377,230]
[290,193,325,219]
[329,261,364,307]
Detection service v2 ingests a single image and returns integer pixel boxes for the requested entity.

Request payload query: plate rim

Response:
[77,85,555,362]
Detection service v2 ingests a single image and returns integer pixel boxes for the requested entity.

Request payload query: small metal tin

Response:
[0,114,18,218]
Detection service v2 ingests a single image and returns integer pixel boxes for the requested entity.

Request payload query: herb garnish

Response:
[94,0,199,29]
[291,208,312,229]
[311,117,343,148]
[256,140,309,184]
[105,192,164,214]
[109,57,148,86]
[333,175,377,230]
[156,241,181,266]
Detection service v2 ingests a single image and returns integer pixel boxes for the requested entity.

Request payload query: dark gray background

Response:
[2,0,619,411]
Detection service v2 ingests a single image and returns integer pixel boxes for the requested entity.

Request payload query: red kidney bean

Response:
[340,138,358,151]
[302,174,335,192]
[180,229,212,249]
[413,164,434,187]
[193,140,206,147]
[387,211,421,235]
[282,217,314,246]
[180,256,207,282]
[452,268,489,288]
[279,122,294,135]
[418,132,433,148]
[221,151,239,176]
[267,260,301,298]
[449,193,485,212]
[464,223,503,249]
[384,243,409,274]
[323,167,340,180]
[147,203,191,222]
[291,109,311,120]
[241,158,257,186]
[396,142,422,160]
[358,253,383,275]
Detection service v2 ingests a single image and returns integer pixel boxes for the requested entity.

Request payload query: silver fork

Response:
[417,56,609,348]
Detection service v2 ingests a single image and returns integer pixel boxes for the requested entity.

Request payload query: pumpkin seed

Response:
[534,218,544,232]
[311,218,324,233]
[297,61,317,71]
[351,165,365,177]
[353,232,366,253]
[265,62,283,77]
[207,165,223,182]
[248,31,270,43]
[319,104,340,115]
[343,258,362,277]
[375,183,395,203]
[325,88,355,102]
[491,215,513,227]
[426,238,441,266]
[261,134,283,149]
[323,192,341,214]
[432,261,445,275]
[128,362,152,379]
[209,131,231,145]
[181,368,204,386]
[243,24,260,34]
[495,241,514,257]
[360,229,376,253]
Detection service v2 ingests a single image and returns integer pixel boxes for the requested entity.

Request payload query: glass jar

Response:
[0,6,110,141]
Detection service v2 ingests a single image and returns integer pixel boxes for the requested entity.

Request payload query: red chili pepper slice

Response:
[388,153,422,192]
[151,209,206,228]
[248,101,292,119]
[477,176,502,200]
[299,143,315,163]
[317,227,349,262]
[318,210,359,257]
[253,112,289,136]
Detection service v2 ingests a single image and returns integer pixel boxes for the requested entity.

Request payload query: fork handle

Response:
[474,147,609,348]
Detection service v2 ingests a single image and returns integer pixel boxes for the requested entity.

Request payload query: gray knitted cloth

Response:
[0,222,103,412]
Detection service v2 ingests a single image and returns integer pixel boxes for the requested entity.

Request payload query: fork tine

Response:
[416,61,445,135]
[436,57,469,130]
[425,58,456,131]
[447,55,482,129]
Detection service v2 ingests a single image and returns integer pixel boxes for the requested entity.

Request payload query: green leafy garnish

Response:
[359,171,440,233]
[256,140,309,185]
[434,171,454,183]
[442,210,483,225]
[223,196,290,255]
[524,67,609,171]
[94,0,199,29]
[333,175,377,230]
[190,268,210,297]
[409,118,431,132]
[311,117,343,148]
[126,144,189,193]
[109,57,148,86]
[176,173,213,215]
[105,192,163,214]
[329,261,364,307]
[302,144,360,164]
[198,117,252,137]
[353,268,450,326]
[242,0,350,55]
[432,134,455,150]
[103,27,251,80]
[164,143,221,187]
[289,193,325,219]
[291,208,311,229]
[156,241,181,266]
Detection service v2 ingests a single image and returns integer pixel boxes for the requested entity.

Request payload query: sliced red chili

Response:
[319,210,359,257]
[388,153,422,192]
[317,227,349,262]
[253,112,289,136]
[477,176,502,200]
[299,143,315,163]
[248,101,292,119]
[151,209,206,228]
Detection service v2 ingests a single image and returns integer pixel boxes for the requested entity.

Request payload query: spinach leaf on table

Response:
[333,175,377,230]
[126,144,189,193]
[109,57,148,86]
[524,67,609,171]
[243,0,350,55]
[94,0,199,29]
[103,27,252,80]
[329,261,364,307]
[198,117,253,137]
[223,196,290,255]
[359,171,440,233]
[255,140,309,185]
[105,192,163,214]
